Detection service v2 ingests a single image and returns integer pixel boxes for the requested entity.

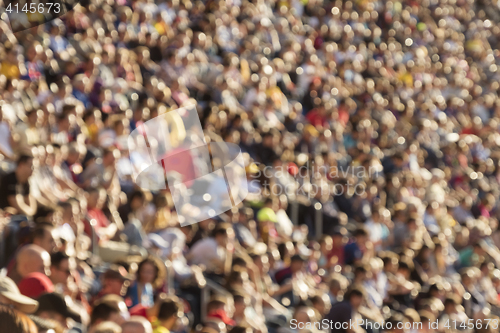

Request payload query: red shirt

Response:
[84,208,110,237]
[327,245,345,266]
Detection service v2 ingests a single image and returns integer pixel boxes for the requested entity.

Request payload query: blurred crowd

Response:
[2,0,500,332]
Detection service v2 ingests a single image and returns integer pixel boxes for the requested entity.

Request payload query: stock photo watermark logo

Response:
[2,0,77,32]
[249,163,379,198]
[127,105,248,226]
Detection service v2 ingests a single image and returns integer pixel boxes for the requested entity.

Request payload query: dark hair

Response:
[157,297,183,321]
[51,251,69,267]
[231,257,247,268]
[309,295,323,306]
[90,303,120,325]
[0,305,38,333]
[206,298,226,314]
[229,326,249,333]
[31,224,52,243]
[212,223,230,238]
[137,258,159,283]
[17,154,33,165]
[129,190,145,203]
[352,228,368,238]
[232,292,247,304]
[344,286,364,300]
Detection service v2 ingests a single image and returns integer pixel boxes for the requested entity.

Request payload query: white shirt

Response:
[188,238,225,271]
[0,122,13,157]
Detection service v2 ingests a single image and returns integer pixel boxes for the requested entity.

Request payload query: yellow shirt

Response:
[152,319,170,333]
[1,62,20,79]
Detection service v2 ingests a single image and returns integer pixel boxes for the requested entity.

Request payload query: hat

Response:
[18,273,54,299]
[37,293,81,322]
[257,207,278,223]
[245,163,259,174]
[0,276,39,313]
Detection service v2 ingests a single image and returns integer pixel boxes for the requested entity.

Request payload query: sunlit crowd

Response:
[1,0,500,332]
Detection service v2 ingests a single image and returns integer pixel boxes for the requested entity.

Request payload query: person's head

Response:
[353,265,368,283]
[262,132,273,147]
[318,235,333,253]
[251,254,269,274]
[0,304,38,333]
[36,293,81,329]
[50,252,71,285]
[16,155,34,181]
[226,268,249,289]
[207,295,229,316]
[129,190,145,211]
[102,148,117,167]
[101,266,129,296]
[329,277,342,297]
[344,286,364,310]
[397,260,412,279]
[310,294,330,316]
[232,292,248,318]
[444,296,459,314]
[352,228,368,244]
[16,244,51,278]
[91,302,125,327]
[290,254,306,273]
[212,223,232,247]
[136,258,159,285]
[121,316,153,333]
[86,187,106,209]
[31,225,58,254]
[157,296,183,330]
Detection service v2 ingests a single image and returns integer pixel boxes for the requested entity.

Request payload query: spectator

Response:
[0,304,38,333]
[187,223,233,274]
[8,244,51,285]
[50,251,72,286]
[0,155,37,216]
[152,296,184,333]
[31,224,58,254]
[36,292,82,331]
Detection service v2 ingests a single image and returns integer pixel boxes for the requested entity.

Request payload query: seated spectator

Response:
[0,155,37,216]
[128,258,159,308]
[31,224,58,254]
[8,244,51,284]
[36,292,82,331]
[187,223,233,274]
[97,266,132,299]
[152,296,184,333]
[326,286,365,333]
[50,251,72,286]
[91,296,128,329]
